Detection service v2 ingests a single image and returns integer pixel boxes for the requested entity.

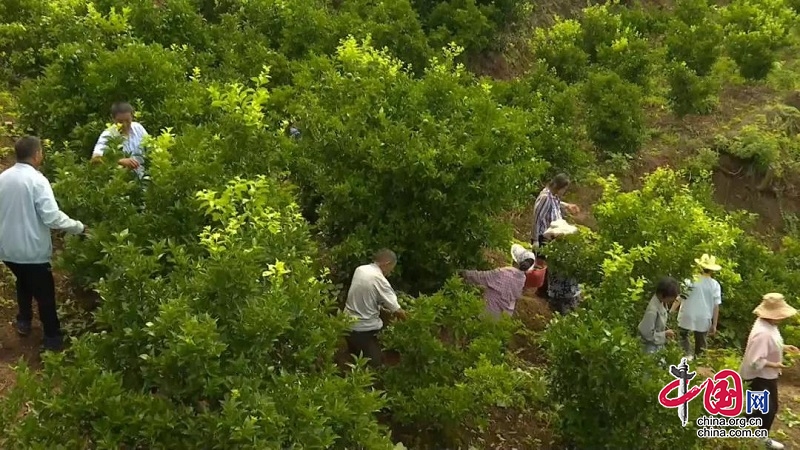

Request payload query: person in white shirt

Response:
[671,254,723,360]
[740,293,800,450]
[90,102,149,179]
[638,277,680,354]
[343,249,408,369]
[0,136,88,352]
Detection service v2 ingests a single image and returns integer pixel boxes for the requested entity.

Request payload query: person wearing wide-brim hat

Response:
[740,293,800,450]
[672,254,723,360]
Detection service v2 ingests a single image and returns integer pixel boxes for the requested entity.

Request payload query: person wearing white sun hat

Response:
[671,254,723,359]
[740,293,800,450]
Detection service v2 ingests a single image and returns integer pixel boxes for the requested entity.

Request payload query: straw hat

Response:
[543,219,578,238]
[694,254,721,271]
[511,244,536,265]
[753,293,798,321]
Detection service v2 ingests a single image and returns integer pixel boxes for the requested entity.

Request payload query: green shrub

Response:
[280,38,549,293]
[665,0,724,76]
[580,4,623,63]
[531,19,588,83]
[411,0,523,55]
[543,312,699,449]
[0,177,394,449]
[667,62,720,116]
[722,0,796,81]
[17,41,205,153]
[595,29,652,87]
[583,70,645,158]
[382,278,547,448]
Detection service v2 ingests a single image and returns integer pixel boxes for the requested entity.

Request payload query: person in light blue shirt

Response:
[90,102,149,179]
[0,136,88,352]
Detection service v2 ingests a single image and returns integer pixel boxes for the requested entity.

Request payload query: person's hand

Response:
[785,345,800,354]
[81,226,90,236]
[118,158,140,170]
[90,156,104,165]
[565,203,580,215]
[458,270,467,278]
[394,309,408,321]
[665,329,675,339]
[708,325,717,336]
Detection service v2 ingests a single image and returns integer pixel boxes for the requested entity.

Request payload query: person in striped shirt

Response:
[90,102,149,179]
[531,173,579,249]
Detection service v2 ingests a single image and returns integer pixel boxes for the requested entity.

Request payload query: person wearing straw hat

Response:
[672,254,723,360]
[740,293,800,450]
[540,219,581,315]
[459,246,534,319]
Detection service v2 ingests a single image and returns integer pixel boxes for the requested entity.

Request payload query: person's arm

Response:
[461,268,501,287]
[560,202,579,215]
[744,333,779,371]
[638,307,667,345]
[710,283,722,334]
[34,178,84,234]
[91,129,112,163]
[376,276,405,319]
[670,298,681,314]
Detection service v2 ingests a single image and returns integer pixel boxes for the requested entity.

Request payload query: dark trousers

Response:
[746,377,778,431]
[3,261,61,338]
[345,330,382,369]
[679,328,707,356]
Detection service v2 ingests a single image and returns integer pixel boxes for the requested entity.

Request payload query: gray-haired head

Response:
[373,249,397,275]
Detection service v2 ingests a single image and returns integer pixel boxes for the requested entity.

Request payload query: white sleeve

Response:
[92,129,113,157]
[714,281,722,305]
[34,177,84,234]
[376,276,401,312]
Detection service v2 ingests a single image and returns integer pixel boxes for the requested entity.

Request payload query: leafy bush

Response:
[583,70,645,158]
[667,62,720,116]
[595,28,652,87]
[541,169,768,342]
[17,41,206,152]
[530,19,588,83]
[721,0,796,80]
[411,0,523,56]
[543,312,698,449]
[382,278,546,448]
[538,168,800,447]
[280,38,549,293]
[0,177,395,449]
[665,0,724,77]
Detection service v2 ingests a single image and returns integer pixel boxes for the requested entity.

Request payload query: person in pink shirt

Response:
[459,249,534,319]
[740,293,800,450]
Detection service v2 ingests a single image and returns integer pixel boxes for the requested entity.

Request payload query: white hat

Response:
[543,219,578,238]
[695,254,721,271]
[511,244,536,265]
[754,293,798,321]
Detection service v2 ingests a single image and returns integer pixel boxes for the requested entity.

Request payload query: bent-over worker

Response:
[460,245,534,318]
[343,249,407,369]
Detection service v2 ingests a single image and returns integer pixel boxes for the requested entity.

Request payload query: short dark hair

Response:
[549,173,570,190]
[14,136,42,161]
[655,276,680,299]
[111,102,134,117]
[519,259,535,272]
[373,249,397,265]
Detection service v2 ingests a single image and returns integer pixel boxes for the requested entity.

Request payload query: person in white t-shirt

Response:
[343,249,408,369]
[90,102,149,179]
[671,254,722,360]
